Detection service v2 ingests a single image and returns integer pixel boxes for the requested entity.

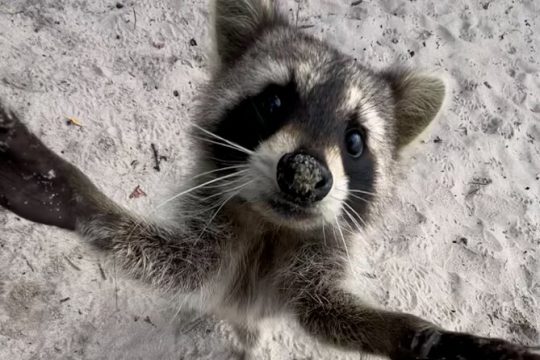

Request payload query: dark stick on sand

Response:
[151,143,161,172]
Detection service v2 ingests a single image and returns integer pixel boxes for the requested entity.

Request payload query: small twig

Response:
[0,9,24,15]
[64,255,81,271]
[66,116,83,127]
[132,7,137,30]
[144,315,156,327]
[151,143,162,171]
[60,297,71,303]
[469,178,492,186]
[466,188,480,197]
[469,181,489,186]
[22,256,35,272]
[98,263,107,280]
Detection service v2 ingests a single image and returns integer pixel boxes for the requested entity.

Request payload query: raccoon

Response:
[0,0,538,359]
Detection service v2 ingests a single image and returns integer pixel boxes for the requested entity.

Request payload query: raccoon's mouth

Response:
[267,198,317,220]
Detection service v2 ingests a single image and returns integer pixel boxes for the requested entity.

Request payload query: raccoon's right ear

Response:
[211,0,287,69]
[383,70,446,149]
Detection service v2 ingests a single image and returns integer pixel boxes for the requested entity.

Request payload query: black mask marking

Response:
[341,116,376,222]
[211,81,299,167]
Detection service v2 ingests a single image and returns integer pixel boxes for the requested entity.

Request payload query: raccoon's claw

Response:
[0,103,78,230]
[393,328,540,360]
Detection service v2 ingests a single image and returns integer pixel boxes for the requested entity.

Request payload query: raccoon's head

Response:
[194,0,445,231]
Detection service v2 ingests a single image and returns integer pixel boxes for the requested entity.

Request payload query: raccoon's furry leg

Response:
[282,249,540,360]
[0,104,113,229]
[0,104,220,291]
[295,289,540,359]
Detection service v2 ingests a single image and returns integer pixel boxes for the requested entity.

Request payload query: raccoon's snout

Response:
[276,152,333,204]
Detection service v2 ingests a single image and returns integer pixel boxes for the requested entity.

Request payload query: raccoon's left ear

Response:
[211,0,287,69]
[383,70,446,149]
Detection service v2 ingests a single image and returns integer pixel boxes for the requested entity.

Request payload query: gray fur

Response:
[1,1,538,360]
[211,0,287,70]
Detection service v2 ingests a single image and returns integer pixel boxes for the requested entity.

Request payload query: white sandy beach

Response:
[0,0,539,359]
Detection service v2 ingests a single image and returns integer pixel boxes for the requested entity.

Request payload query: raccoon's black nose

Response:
[277,152,333,204]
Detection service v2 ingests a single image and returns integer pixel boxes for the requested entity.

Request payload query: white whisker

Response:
[333,188,373,204]
[196,178,253,202]
[194,135,252,156]
[341,201,368,228]
[192,124,254,155]
[347,189,377,197]
[197,180,254,239]
[334,215,351,264]
[346,192,371,205]
[322,220,327,247]
[156,171,246,209]
[190,165,250,181]
[341,206,362,233]
[198,171,250,190]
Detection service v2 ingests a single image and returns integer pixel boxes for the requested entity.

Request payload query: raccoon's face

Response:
[195,0,445,230]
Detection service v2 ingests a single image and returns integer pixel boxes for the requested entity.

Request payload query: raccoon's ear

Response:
[211,0,287,68]
[384,70,446,148]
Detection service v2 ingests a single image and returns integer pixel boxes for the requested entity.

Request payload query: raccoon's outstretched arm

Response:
[0,104,219,291]
[294,288,540,359]
[283,251,540,360]
[0,105,112,229]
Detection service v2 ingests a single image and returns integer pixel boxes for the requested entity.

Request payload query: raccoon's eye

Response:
[253,84,294,120]
[345,129,364,158]
[262,93,282,114]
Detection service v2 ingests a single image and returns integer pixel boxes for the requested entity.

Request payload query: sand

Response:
[0,0,539,359]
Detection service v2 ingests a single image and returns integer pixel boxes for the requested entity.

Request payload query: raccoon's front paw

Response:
[394,328,540,360]
[0,103,78,229]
